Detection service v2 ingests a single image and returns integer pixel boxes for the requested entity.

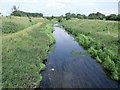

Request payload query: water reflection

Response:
[40,24,118,88]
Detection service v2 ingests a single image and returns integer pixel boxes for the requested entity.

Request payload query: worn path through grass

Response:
[2,17,54,88]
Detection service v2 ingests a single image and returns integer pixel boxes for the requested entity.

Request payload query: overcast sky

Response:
[0,0,119,16]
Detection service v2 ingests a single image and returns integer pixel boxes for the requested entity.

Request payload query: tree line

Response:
[11,11,120,21]
[11,10,43,17]
[64,12,120,21]
[11,6,43,17]
[10,6,119,21]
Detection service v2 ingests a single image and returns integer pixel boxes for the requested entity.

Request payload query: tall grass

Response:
[2,16,46,34]
[0,16,2,90]
[2,17,54,88]
[62,19,120,81]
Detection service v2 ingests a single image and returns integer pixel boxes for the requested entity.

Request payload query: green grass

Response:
[62,19,120,81]
[2,16,46,34]
[0,16,2,90]
[2,16,54,88]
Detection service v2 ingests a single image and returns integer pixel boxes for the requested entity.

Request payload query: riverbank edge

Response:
[39,23,55,87]
[61,22,120,81]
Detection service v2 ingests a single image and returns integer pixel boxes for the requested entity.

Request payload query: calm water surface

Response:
[40,24,119,88]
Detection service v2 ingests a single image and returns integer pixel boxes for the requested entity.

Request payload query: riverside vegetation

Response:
[2,16,54,88]
[62,19,120,81]
[1,12,120,88]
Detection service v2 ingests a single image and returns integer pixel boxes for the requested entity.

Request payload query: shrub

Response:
[102,56,115,72]
[96,56,102,63]
[88,46,97,57]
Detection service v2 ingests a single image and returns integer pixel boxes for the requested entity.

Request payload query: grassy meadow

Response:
[2,16,54,88]
[1,15,119,88]
[2,16,45,34]
[0,16,2,89]
[62,19,120,81]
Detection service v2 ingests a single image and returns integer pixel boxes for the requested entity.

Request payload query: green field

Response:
[2,16,45,34]
[1,16,120,88]
[62,19,120,81]
[2,16,54,88]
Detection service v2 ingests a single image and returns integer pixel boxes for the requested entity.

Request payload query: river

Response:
[40,24,119,88]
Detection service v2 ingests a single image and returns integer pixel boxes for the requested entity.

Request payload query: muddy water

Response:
[40,24,118,88]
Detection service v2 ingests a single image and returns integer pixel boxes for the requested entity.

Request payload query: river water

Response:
[40,24,118,88]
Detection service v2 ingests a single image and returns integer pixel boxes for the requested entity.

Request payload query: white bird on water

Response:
[51,68,55,72]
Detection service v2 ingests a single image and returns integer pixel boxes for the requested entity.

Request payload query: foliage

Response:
[2,16,45,34]
[2,17,54,88]
[58,16,63,22]
[65,13,71,20]
[88,12,105,20]
[64,12,119,21]
[106,14,117,21]
[62,19,120,81]
[77,14,87,19]
[11,10,43,17]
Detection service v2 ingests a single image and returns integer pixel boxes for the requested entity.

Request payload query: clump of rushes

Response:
[62,19,120,81]
[2,16,54,88]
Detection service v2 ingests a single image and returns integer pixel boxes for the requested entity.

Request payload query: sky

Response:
[0,0,119,16]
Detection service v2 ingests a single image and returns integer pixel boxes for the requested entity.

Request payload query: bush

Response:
[40,63,45,71]
[102,56,115,72]
[96,56,102,63]
[88,46,97,57]
[112,69,119,80]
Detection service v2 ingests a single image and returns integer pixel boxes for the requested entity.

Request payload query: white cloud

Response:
[1,0,38,3]
[46,3,66,9]
[45,0,72,9]
[1,0,119,3]
[0,0,118,16]
[76,0,119,2]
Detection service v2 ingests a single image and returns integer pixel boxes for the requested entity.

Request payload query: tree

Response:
[58,15,63,22]
[12,5,19,12]
[11,10,43,17]
[65,12,71,20]
[71,13,76,18]
[77,14,87,19]
[51,16,55,19]
[106,14,117,20]
[88,13,98,19]
[88,12,105,20]
[117,14,120,21]
[77,14,81,19]
[82,14,87,19]
[96,12,105,20]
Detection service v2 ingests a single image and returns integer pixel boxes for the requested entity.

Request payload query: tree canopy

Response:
[11,10,43,17]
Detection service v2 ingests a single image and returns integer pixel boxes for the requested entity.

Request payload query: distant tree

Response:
[58,15,63,22]
[77,14,87,19]
[51,16,55,19]
[12,5,19,12]
[65,12,71,20]
[76,14,81,19]
[11,11,26,16]
[106,14,117,20]
[82,14,87,19]
[88,12,105,20]
[96,12,105,20]
[71,13,76,18]
[27,14,32,22]
[46,16,52,20]
[11,10,43,17]
[117,14,120,21]
[88,13,98,19]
